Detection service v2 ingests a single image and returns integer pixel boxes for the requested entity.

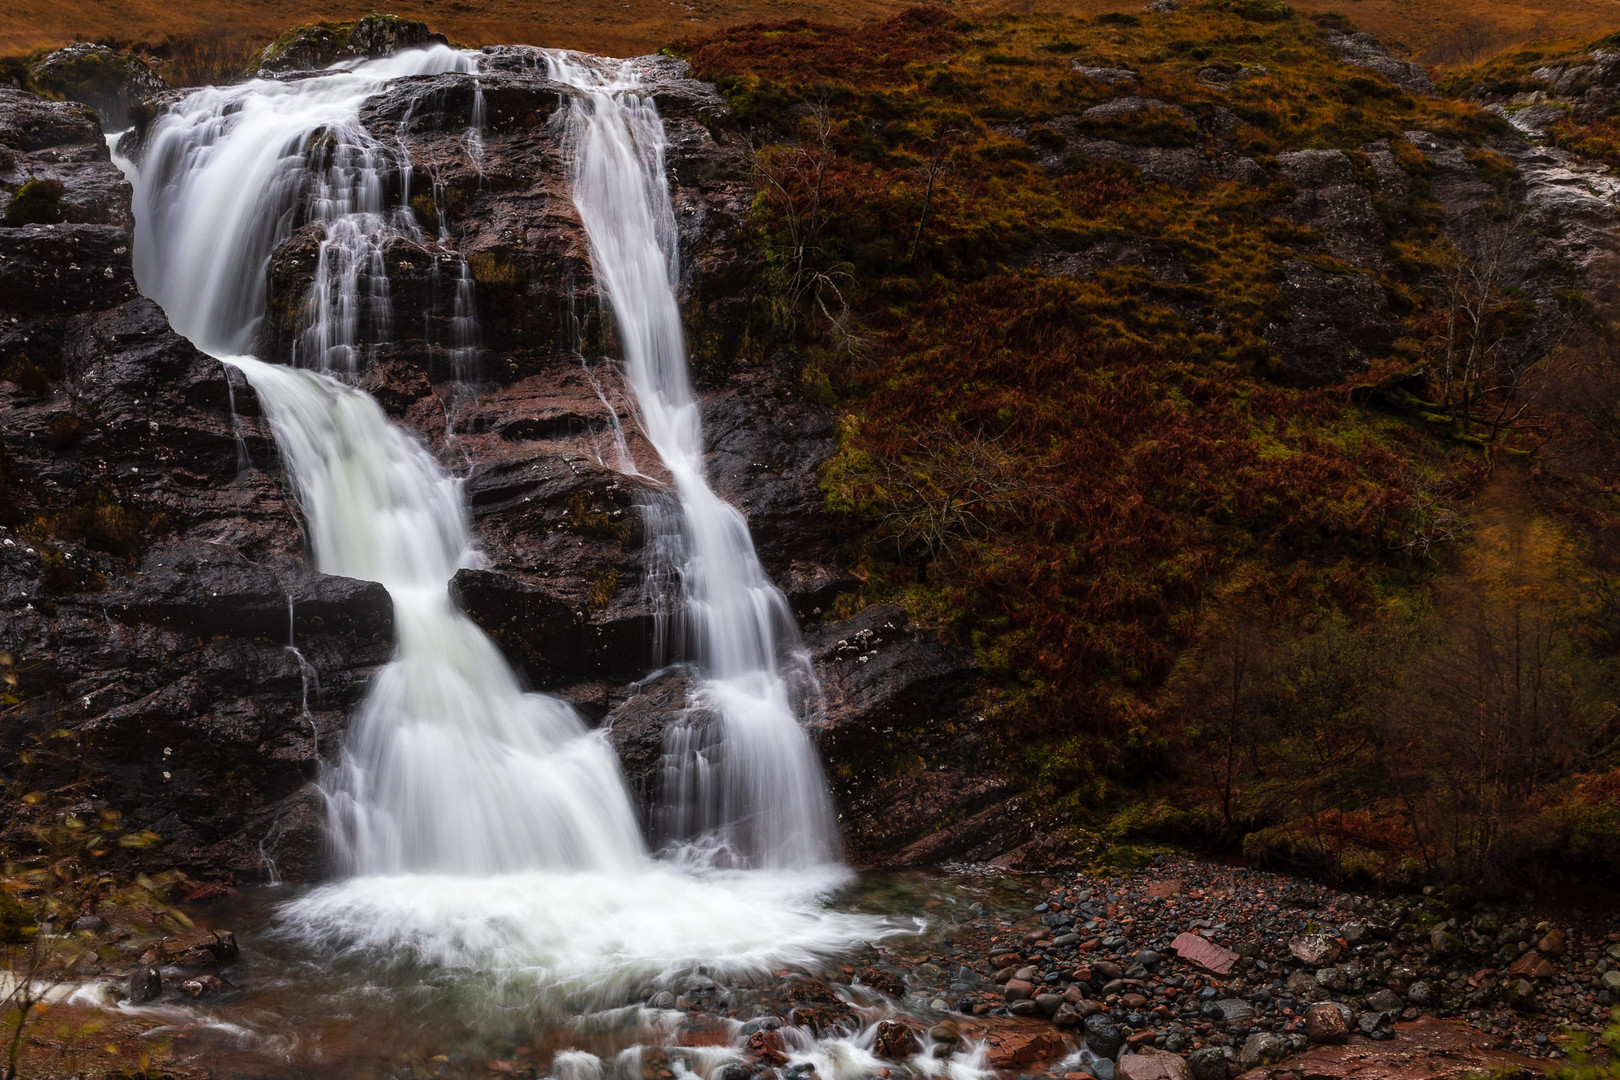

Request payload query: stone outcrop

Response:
[1326,32,1436,97]
[24,44,166,129]
[257,15,449,75]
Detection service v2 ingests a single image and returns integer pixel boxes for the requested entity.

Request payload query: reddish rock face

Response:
[1235,1018,1544,1080]
[1169,931,1239,975]
[1118,1049,1193,1080]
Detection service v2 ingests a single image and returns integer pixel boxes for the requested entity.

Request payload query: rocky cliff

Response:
[0,44,976,880]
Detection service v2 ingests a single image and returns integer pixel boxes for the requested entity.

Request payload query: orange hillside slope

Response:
[5,0,1620,65]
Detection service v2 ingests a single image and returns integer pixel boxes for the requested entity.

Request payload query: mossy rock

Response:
[27,43,165,126]
[3,179,65,227]
[258,13,448,74]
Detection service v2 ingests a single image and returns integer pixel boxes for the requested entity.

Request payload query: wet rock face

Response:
[0,89,393,882]
[4,51,987,877]
[0,88,133,230]
[1265,260,1397,387]
[245,49,750,390]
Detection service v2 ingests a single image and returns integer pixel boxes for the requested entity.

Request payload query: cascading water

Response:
[133,46,475,367]
[549,53,840,871]
[123,46,881,1002]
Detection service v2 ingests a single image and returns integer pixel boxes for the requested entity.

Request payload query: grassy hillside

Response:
[5,0,1620,80]
[679,1,1620,887]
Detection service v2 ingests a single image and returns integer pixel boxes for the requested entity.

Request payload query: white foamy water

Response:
[550,52,840,871]
[132,45,476,366]
[121,48,882,996]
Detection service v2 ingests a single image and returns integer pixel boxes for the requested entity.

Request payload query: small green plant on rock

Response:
[2,180,64,227]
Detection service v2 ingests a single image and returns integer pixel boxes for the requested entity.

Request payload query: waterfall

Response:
[122,46,875,994]
[550,53,840,871]
[132,46,475,365]
[227,356,649,875]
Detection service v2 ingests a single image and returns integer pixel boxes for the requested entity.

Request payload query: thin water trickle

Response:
[549,52,840,871]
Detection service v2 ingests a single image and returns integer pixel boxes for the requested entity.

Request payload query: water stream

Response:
[548,52,839,870]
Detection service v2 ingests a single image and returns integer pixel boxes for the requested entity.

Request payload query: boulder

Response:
[1265,260,1397,387]
[26,44,165,127]
[872,1020,920,1061]
[257,15,449,74]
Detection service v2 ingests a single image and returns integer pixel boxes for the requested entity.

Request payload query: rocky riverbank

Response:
[37,855,1601,1080]
[822,856,1611,1079]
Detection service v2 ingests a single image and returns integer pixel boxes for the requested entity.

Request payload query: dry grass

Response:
[4,0,1620,68]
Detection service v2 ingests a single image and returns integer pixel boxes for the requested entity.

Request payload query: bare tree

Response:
[753,104,864,355]
[1423,213,1566,441]
[870,425,1040,561]
[1167,596,1279,831]
[1384,490,1587,881]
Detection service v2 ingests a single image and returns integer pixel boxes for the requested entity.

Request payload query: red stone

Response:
[977,1026,1069,1072]
[1509,952,1556,979]
[1004,979,1036,1001]
[1170,931,1240,976]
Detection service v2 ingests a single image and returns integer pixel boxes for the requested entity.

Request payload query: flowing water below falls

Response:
[105,43,1016,1080]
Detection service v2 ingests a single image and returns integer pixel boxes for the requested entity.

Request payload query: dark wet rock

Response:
[1185,1047,1228,1080]
[1240,1032,1286,1069]
[873,1019,920,1061]
[71,915,109,934]
[1265,260,1397,387]
[257,15,449,74]
[27,44,166,128]
[804,605,993,866]
[1084,1013,1124,1058]
[1305,1001,1350,1043]
[126,965,161,1003]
